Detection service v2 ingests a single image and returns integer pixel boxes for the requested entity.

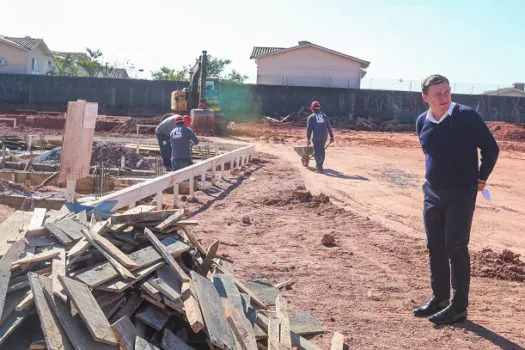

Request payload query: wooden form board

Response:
[86,145,255,212]
[58,100,97,183]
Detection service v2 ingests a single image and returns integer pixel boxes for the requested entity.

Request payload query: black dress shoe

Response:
[429,304,467,325]
[413,298,449,318]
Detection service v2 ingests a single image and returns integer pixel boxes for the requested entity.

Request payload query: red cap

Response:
[311,101,321,110]
[175,115,184,124]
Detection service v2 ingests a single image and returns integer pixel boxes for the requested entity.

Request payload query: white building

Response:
[250,41,370,89]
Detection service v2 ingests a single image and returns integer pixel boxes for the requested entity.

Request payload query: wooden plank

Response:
[0,240,25,320]
[140,294,166,310]
[276,295,292,350]
[103,296,125,319]
[242,279,278,308]
[177,226,206,255]
[259,311,324,336]
[111,205,155,233]
[44,223,73,246]
[149,277,181,302]
[54,219,85,241]
[80,228,135,281]
[143,228,189,281]
[198,240,219,276]
[96,261,165,293]
[26,235,57,247]
[0,211,30,257]
[96,291,127,309]
[110,210,177,225]
[135,336,160,350]
[267,316,280,350]
[331,332,345,350]
[41,276,116,350]
[0,310,28,346]
[191,271,236,349]
[29,208,47,230]
[52,248,67,302]
[135,304,169,331]
[214,265,267,310]
[29,340,47,349]
[256,313,321,350]
[14,290,33,311]
[92,231,139,269]
[67,237,90,259]
[225,304,258,350]
[162,328,195,350]
[141,281,162,301]
[111,316,137,350]
[28,272,73,350]
[59,276,118,346]
[75,236,189,288]
[12,248,60,268]
[58,100,96,183]
[154,210,184,230]
[1,289,28,324]
[109,293,143,324]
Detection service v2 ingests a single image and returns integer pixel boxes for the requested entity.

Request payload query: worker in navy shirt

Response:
[306,101,334,173]
[170,116,199,171]
[413,75,499,324]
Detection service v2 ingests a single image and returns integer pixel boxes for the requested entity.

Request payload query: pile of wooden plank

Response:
[0,205,343,349]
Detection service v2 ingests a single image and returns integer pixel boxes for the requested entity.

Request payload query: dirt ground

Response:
[1,121,524,349]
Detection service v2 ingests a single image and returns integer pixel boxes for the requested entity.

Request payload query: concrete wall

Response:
[0,42,28,74]
[255,46,363,88]
[1,74,525,123]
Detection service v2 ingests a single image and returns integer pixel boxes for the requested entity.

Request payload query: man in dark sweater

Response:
[170,116,200,171]
[414,75,499,325]
[306,101,334,173]
[155,114,181,171]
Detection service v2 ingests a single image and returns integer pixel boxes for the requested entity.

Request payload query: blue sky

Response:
[1,0,524,92]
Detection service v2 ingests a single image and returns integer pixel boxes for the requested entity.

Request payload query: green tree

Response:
[206,56,232,77]
[223,69,249,84]
[151,65,191,81]
[48,53,84,77]
[79,48,103,77]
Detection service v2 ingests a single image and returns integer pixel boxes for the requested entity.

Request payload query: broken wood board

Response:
[135,336,160,350]
[149,277,181,302]
[109,293,143,324]
[143,228,189,281]
[258,311,324,336]
[28,272,73,350]
[26,236,57,247]
[225,304,258,350]
[276,295,292,349]
[0,211,30,256]
[0,240,25,320]
[198,240,219,276]
[256,313,321,350]
[154,210,184,231]
[53,219,85,241]
[29,208,47,230]
[162,328,195,350]
[243,279,279,307]
[11,248,60,268]
[136,304,169,331]
[58,100,97,183]
[96,261,165,293]
[1,289,29,325]
[110,209,177,225]
[92,230,139,269]
[103,296,125,319]
[331,332,345,350]
[111,316,138,350]
[44,223,73,246]
[191,271,236,350]
[59,276,118,346]
[110,205,156,233]
[0,310,28,346]
[52,247,67,301]
[75,236,189,288]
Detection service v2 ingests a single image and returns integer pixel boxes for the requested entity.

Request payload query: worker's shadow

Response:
[321,168,369,181]
[435,320,524,349]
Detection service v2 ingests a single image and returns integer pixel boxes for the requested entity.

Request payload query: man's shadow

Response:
[321,168,370,181]
[436,320,524,349]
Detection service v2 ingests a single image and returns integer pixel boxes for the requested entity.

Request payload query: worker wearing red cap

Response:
[155,114,182,171]
[169,115,200,171]
[306,101,334,173]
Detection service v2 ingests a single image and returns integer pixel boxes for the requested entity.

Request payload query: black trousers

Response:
[313,138,326,171]
[423,182,477,310]
[156,133,172,171]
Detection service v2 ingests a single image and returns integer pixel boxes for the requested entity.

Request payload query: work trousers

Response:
[171,158,193,171]
[156,133,172,171]
[313,138,326,171]
[423,182,477,310]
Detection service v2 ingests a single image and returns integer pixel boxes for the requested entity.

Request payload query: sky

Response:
[1,0,524,92]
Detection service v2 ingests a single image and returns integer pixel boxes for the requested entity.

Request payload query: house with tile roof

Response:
[482,82,525,97]
[250,41,370,89]
[0,35,54,74]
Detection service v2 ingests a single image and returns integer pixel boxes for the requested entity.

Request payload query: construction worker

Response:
[306,101,334,173]
[414,74,499,324]
[170,115,200,171]
[155,114,181,171]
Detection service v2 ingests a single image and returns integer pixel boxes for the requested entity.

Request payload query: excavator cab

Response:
[204,78,221,113]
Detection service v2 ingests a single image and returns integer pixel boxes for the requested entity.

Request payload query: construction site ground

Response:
[1,121,525,349]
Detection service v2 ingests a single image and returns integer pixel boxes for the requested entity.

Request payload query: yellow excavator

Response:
[169,50,226,136]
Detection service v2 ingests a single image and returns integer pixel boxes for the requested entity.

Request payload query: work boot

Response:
[413,298,449,318]
[429,304,467,325]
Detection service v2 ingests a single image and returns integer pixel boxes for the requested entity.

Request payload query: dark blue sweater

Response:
[416,104,499,189]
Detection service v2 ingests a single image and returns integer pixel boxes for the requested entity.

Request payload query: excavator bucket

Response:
[190,108,215,136]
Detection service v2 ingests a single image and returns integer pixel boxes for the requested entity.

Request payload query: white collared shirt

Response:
[426,102,456,124]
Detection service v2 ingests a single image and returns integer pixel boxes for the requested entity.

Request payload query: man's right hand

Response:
[307,140,311,146]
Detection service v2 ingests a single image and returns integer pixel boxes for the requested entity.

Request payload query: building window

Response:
[31,58,38,73]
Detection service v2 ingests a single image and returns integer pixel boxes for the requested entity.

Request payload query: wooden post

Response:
[189,176,195,197]
[173,183,180,208]
[121,155,126,169]
[156,191,163,210]
[201,170,206,183]
[1,142,5,169]
[211,163,216,185]
[66,180,76,202]
[27,135,33,152]
[136,139,140,155]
